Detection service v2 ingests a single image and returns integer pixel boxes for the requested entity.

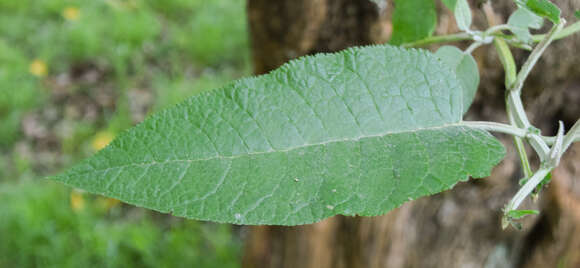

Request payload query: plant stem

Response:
[400,18,579,50]
[494,36,530,128]
[507,91,531,128]
[563,119,580,152]
[485,24,511,35]
[491,36,536,177]
[532,20,580,42]
[464,42,483,54]
[528,134,551,162]
[511,21,565,94]
[514,136,533,178]
[505,167,551,212]
[463,121,527,137]
[401,33,472,48]
[506,97,533,178]
[493,38,517,87]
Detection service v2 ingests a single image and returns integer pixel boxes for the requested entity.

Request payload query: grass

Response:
[0,0,250,266]
[0,181,241,268]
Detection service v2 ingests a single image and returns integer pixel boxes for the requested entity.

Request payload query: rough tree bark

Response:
[242,1,580,267]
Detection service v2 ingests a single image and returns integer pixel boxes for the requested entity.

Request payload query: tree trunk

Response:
[242,1,580,267]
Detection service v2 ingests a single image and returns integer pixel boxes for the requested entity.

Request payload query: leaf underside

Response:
[508,8,543,44]
[52,45,505,225]
[435,46,479,114]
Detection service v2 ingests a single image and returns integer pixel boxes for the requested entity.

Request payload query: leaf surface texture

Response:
[53,46,505,225]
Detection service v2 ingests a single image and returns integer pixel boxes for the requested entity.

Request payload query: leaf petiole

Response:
[401,33,471,48]
[462,121,527,137]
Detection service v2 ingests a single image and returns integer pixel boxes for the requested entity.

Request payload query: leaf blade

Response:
[52,45,505,225]
[508,8,544,44]
[435,46,480,114]
[524,0,561,24]
[390,0,437,45]
[454,0,473,31]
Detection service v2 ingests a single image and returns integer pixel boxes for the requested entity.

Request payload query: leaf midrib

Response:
[60,122,469,178]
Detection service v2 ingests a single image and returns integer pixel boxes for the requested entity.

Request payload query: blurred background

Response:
[0,0,249,266]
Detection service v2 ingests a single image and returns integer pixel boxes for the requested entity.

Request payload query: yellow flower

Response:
[70,189,85,212]
[62,7,80,21]
[29,59,48,77]
[98,197,121,211]
[92,131,115,151]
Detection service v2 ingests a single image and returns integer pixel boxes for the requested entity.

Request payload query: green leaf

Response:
[517,0,561,24]
[508,8,544,44]
[390,0,437,45]
[507,209,539,219]
[441,0,471,31]
[441,0,457,10]
[454,0,472,31]
[575,10,580,19]
[51,45,505,225]
[534,171,552,193]
[435,46,479,114]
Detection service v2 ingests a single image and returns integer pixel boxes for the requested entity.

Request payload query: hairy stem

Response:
[507,91,531,128]
[528,134,551,162]
[563,119,580,152]
[511,21,565,94]
[532,20,580,42]
[464,42,484,54]
[401,33,471,48]
[463,121,527,137]
[485,24,511,35]
[505,167,551,213]
[493,38,517,87]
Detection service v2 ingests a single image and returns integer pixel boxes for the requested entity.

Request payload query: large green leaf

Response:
[435,46,479,114]
[390,0,437,45]
[52,45,505,225]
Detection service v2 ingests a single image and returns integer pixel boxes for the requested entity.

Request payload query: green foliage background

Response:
[0,0,248,266]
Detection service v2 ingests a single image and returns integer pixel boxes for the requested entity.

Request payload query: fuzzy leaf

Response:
[51,45,505,225]
[516,0,561,24]
[435,46,479,114]
[454,0,472,31]
[441,0,472,31]
[390,0,437,45]
[508,8,544,44]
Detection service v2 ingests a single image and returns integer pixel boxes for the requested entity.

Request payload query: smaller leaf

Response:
[518,176,528,186]
[390,0,437,45]
[507,209,539,219]
[508,8,543,43]
[435,46,479,114]
[441,0,457,10]
[523,0,561,24]
[535,171,552,191]
[454,0,472,31]
[575,10,580,19]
